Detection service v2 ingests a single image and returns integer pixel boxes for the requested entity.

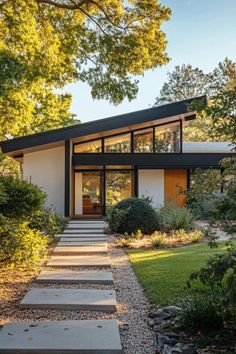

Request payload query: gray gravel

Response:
[0,235,156,354]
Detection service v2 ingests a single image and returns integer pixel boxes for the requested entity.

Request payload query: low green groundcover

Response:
[126,242,235,306]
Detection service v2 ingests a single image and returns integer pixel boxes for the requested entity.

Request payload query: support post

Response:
[65,140,71,217]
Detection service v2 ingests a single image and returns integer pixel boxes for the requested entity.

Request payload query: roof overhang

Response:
[0,96,206,157]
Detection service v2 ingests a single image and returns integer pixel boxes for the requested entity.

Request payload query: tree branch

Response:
[36,0,130,32]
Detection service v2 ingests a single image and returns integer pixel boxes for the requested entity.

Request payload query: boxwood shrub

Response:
[107,197,158,234]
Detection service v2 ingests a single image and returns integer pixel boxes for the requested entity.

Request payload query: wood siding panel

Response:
[164,169,187,207]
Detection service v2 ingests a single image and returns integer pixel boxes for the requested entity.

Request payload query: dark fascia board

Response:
[0,95,206,154]
[72,152,234,168]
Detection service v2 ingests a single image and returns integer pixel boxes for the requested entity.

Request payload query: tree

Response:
[206,59,236,145]
[0,0,171,140]
[154,64,209,105]
[154,59,236,142]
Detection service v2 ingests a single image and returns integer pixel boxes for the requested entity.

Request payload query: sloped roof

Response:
[0,96,206,154]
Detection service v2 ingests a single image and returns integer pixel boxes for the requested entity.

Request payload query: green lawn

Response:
[127,242,233,306]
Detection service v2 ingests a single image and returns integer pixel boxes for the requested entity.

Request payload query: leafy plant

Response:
[107,197,158,235]
[0,219,48,269]
[115,229,204,249]
[158,203,197,231]
[189,243,236,315]
[29,207,68,237]
[178,295,225,333]
[0,175,46,218]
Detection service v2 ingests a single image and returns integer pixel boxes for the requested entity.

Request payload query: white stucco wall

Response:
[23,146,65,215]
[138,169,164,209]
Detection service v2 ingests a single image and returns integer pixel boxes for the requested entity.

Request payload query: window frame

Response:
[73,119,183,154]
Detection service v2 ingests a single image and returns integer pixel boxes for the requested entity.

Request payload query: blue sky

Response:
[62,0,236,123]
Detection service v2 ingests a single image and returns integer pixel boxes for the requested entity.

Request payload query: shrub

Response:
[107,197,158,234]
[0,219,48,269]
[29,207,68,237]
[158,204,197,231]
[0,175,46,218]
[115,229,204,249]
[178,295,225,333]
[189,243,236,314]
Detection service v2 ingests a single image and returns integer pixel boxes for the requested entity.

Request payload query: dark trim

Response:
[187,169,191,190]
[72,152,235,168]
[134,166,138,197]
[64,140,71,217]
[0,96,206,154]
[180,120,183,153]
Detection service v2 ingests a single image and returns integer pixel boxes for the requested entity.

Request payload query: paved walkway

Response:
[0,220,122,353]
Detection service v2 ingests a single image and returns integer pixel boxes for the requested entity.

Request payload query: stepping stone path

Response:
[0,220,122,353]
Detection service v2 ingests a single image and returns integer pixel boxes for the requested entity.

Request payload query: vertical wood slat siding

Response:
[164,169,187,207]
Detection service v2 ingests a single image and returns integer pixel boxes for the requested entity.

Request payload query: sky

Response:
[61,0,236,123]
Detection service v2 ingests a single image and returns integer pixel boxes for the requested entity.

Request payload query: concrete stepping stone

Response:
[53,245,107,255]
[0,320,122,353]
[47,255,111,267]
[36,270,113,284]
[20,288,117,312]
[57,241,107,246]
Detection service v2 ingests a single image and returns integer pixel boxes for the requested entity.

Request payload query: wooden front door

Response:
[164,169,187,207]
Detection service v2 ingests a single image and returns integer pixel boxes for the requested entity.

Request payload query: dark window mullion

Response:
[153,126,155,153]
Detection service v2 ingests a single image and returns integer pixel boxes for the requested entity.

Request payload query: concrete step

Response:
[62,230,105,234]
[20,288,117,312]
[53,245,107,255]
[68,220,105,223]
[36,270,113,284]
[0,320,122,353]
[47,255,111,268]
[56,233,107,238]
[59,238,107,243]
[65,224,105,229]
[57,241,107,247]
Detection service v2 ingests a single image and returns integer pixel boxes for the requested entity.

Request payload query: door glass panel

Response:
[82,172,102,215]
[106,171,133,212]
[104,133,131,153]
[155,122,180,153]
[134,128,153,153]
[74,139,102,153]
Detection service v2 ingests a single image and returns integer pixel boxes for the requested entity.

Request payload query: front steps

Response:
[0,220,122,353]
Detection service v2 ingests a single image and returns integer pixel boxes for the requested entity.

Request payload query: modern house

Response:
[0,96,235,218]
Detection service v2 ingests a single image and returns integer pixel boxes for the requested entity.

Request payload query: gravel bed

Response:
[0,234,156,354]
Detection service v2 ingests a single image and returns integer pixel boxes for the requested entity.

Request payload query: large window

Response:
[106,171,133,210]
[155,122,180,153]
[73,121,182,154]
[74,139,102,153]
[133,128,153,153]
[104,133,131,153]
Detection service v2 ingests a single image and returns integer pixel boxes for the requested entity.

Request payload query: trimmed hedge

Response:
[107,197,158,234]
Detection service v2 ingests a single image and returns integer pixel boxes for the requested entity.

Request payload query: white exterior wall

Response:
[23,146,65,215]
[183,142,234,153]
[138,169,164,209]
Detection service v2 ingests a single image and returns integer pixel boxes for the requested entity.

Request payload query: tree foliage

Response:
[0,0,171,141]
[154,59,236,142]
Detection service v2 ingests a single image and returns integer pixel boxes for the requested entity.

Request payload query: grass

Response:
[126,242,234,306]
